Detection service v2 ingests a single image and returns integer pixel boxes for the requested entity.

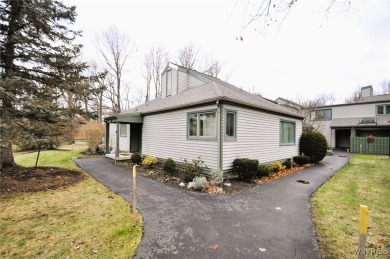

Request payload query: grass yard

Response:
[312,154,390,259]
[1,144,143,258]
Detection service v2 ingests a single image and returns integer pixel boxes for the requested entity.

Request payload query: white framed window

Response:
[225,110,236,139]
[311,109,332,121]
[376,104,390,115]
[188,111,217,139]
[120,124,127,137]
[166,70,172,96]
[280,120,295,145]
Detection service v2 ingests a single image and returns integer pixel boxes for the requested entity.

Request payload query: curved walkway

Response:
[75,152,348,259]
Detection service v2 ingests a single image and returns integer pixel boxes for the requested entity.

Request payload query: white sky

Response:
[63,0,390,104]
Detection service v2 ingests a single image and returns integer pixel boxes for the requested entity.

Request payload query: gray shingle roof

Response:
[121,64,304,119]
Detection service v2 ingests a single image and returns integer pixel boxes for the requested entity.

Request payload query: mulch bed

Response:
[0,166,85,194]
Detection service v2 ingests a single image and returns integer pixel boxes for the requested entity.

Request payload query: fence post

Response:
[358,205,368,259]
[132,165,138,227]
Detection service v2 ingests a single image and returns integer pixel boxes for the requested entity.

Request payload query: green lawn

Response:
[1,144,143,258]
[312,155,390,259]
[13,143,86,170]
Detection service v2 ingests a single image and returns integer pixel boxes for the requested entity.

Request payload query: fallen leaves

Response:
[210,244,219,250]
[254,165,313,185]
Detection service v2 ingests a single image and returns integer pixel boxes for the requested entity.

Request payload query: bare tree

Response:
[88,61,108,122]
[176,42,224,77]
[177,42,200,69]
[344,87,361,104]
[144,45,168,100]
[293,93,335,131]
[239,0,354,34]
[96,26,135,114]
[379,80,390,95]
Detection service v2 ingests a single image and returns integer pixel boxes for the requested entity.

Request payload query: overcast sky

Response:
[63,0,390,104]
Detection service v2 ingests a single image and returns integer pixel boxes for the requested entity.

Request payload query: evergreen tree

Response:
[0,0,86,168]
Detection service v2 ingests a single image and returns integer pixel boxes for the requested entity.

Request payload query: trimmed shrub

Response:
[79,122,104,154]
[282,160,293,168]
[233,158,259,181]
[163,158,176,176]
[293,155,311,166]
[257,164,270,177]
[131,152,141,164]
[268,161,284,173]
[209,169,224,185]
[142,155,157,167]
[299,130,328,163]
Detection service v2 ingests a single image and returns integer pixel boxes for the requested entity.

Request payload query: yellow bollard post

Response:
[358,205,368,259]
[132,165,138,227]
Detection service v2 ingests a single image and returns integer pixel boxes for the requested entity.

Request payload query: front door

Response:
[130,124,142,153]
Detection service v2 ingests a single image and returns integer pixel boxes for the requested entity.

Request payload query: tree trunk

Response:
[0,142,16,169]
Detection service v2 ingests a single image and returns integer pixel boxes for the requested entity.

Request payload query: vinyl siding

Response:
[142,105,219,169]
[333,103,377,118]
[222,105,303,170]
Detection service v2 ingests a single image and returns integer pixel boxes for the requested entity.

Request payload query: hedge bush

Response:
[163,158,176,176]
[293,155,311,165]
[282,160,293,168]
[268,161,284,173]
[258,164,270,177]
[299,130,328,163]
[131,152,141,164]
[233,158,259,181]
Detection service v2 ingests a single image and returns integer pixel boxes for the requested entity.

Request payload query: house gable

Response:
[160,63,210,98]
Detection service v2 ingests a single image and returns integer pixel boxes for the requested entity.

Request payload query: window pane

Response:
[189,113,197,136]
[199,112,216,137]
[167,70,172,96]
[323,109,332,120]
[377,106,384,114]
[226,112,235,137]
[281,122,295,144]
[385,105,390,114]
[120,124,127,137]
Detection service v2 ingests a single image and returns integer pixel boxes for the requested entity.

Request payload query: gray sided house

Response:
[104,63,304,172]
[309,86,390,154]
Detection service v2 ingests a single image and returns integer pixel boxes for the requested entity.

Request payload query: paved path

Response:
[75,152,348,259]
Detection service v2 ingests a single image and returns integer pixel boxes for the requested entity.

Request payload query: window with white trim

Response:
[166,70,172,96]
[120,124,127,137]
[376,104,390,115]
[280,121,295,145]
[188,111,217,138]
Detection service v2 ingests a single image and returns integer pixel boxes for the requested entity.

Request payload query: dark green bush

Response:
[299,130,328,163]
[293,155,311,165]
[131,152,141,164]
[233,158,259,181]
[282,160,293,168]
[163,158,176,176]
[257,164,270,177]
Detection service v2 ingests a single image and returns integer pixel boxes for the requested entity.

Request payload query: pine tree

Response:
[0,0,86,168]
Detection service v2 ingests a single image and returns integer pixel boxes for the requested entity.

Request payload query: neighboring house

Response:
[104,63,304,172]
[274,97,303,114]
[309,86,390,151]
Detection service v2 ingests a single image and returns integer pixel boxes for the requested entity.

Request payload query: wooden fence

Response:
[350,136,389,155]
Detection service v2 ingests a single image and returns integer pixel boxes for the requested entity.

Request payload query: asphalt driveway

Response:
[75,152,348,259]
